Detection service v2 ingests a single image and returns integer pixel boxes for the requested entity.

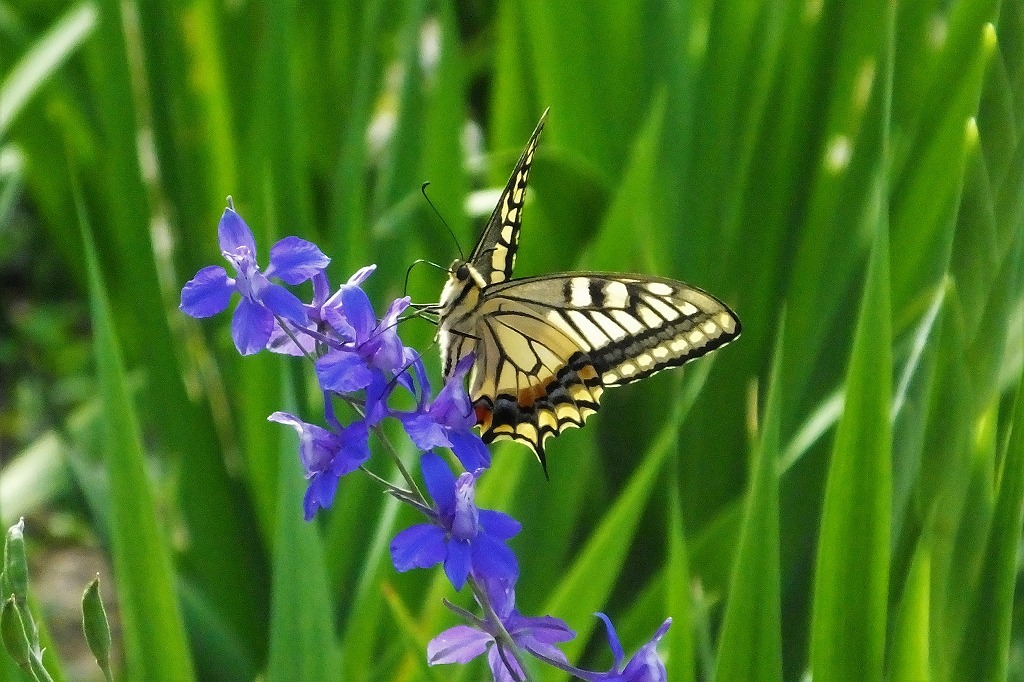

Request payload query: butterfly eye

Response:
[456,263,470,281]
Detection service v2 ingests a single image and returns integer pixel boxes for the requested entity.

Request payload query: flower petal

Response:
[364,371,393,427]
[333,420,371,476]
[399,348,431,407]
[346,264,376,286]
[431,356,476,428]
[478,509,521,540]
[390,524,447,572]
[427,625,491,665]
[487,643,526,682]
[480,575,517,619]
[379,296,410,327]
[620,619,670,682]
[401,413,452,452]
[180,266,233,318]
[369,327,407,374]
[469,533,519,584]
[420,452,456,515]
[218,207,257,255]
[259,283,309,325]
[320,289,357,341]
[448,430,491,472]
[303,470,339,520]
[268,236,330,284]
[316,349,373,393]
[232,297,274,355]
[267,411,339,475]
[595,613,625,668]
[510,613,575,647]
[451,473,479,541]
[267,321,317,356]
[444,538,472,590]
[339,284,377,341]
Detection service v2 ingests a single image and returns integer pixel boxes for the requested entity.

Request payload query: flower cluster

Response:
[181,204,670,681]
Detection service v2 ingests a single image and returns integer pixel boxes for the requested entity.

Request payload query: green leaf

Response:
[0,2,97,135]
[809,190,893,679]
[338,440,418,682]
[714,320,784,681]
[266,369,338,681]
[583,89,667,273]
[889,531,930,681]
[666,485,695,682]
[543,400,683,664]
[79,196,196,681]
[956,371,1024,680]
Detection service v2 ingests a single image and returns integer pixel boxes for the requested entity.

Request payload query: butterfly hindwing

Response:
[467,109,548,286]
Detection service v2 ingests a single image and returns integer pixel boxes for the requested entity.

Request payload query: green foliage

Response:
[1,0,1022,680]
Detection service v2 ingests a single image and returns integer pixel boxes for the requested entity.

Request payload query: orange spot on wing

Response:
[577,364,599,382]
[475,404,492,428]
[517,378,552,408]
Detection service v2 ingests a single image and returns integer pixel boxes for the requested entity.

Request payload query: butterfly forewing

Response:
[467,109,548,286]
[435,110,740,472]
[487,274,741,387]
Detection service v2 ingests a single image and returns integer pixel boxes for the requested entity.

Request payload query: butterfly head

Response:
[447,259,488,290]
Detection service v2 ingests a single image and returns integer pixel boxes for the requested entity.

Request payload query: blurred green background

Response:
[1,0,1022,680]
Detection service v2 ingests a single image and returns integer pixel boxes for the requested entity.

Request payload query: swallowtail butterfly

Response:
[433,110,741,473]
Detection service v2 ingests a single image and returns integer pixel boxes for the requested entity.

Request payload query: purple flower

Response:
[180,207,329,355]
[427,577,575,682]
[397,353,490,471]
[267,266,377,356]
[565,615,672,682]
[268,411,371,520]
[314,279,411,393]
[390,452,519,590]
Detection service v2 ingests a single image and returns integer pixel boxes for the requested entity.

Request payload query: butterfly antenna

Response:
[403,258,447,298]
[421,182,464,261]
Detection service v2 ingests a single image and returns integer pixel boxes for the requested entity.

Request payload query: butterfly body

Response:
[435,110,740,472]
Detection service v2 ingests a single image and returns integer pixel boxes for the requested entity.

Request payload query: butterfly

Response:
[432,110,741,474]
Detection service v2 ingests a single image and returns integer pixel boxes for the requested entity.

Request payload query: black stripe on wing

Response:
[485,273,742,386]
[468,109,548,285]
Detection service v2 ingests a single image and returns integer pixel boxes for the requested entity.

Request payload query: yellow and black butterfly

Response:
[433,110,740,473]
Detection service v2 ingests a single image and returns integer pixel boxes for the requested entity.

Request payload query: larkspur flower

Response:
[314,279,412,393]
[390,452,519,590]
[427,576,575,682]
[267,411,371,520]
[267,265,378,356]
[397,353,490,472]
[180,206,329,355]
[563,615,672,682]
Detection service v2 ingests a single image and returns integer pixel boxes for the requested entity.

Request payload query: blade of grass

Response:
[267,364,338,681]
[78,187,196,681]
[809,196,893,681]
[957,369,1024,679]
[0,2,97,135]
[542,398,686,664]
[665,484,696,682]
[714,319,784,681]
[338,440,418,682]
[889,527,931,681]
